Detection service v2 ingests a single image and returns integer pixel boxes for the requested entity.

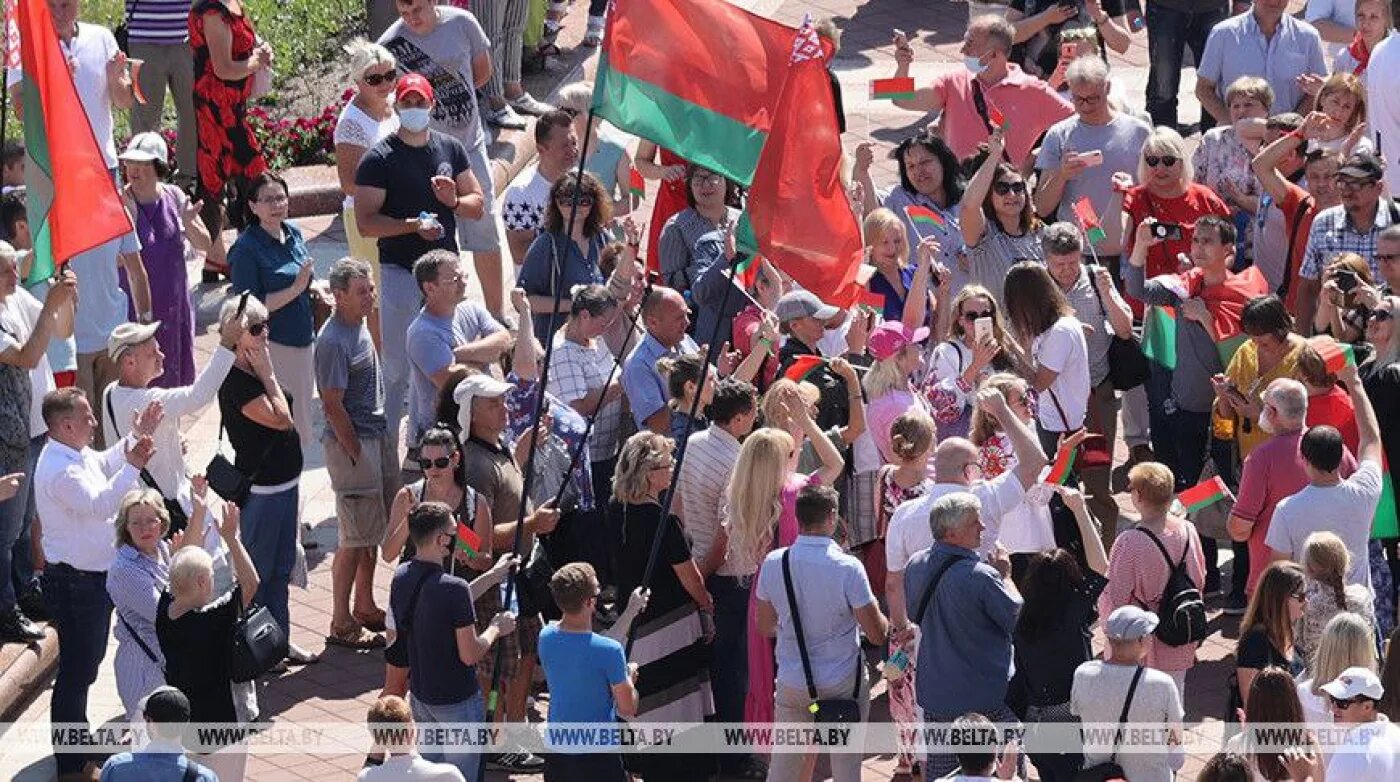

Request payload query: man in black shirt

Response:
[354,73,485,452]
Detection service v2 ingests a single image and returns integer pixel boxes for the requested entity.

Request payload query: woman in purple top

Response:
[119,132,213,387]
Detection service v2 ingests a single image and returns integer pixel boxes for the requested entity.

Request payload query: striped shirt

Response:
[106,542,169,719]
[547,336,623,461]
[677,425,742,576]
[126,0,194,46]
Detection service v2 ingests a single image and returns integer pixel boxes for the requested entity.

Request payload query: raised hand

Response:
[131,400,165,438]
[218,502,241,541]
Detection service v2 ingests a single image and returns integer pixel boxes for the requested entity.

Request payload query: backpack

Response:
[1134,527,1207,647]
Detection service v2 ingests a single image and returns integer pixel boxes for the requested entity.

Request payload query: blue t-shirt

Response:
[404,303,505,442]
[538,624,628,728]
[100,748,217,781]
[229,222,315,347]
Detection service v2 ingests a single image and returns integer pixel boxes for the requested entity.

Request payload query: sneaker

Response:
[1223,592,1248,616]
[489,750,546,773]
[508,92,555,117]
[17,579,47,622]
[0,607,44,642]
[485,104,528,130]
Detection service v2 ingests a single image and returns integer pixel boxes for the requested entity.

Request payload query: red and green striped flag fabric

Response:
[1374,454,1397,539]
[734,253,761,289]
[782,355,825,383]
[17,0,133,284]
[870,77,915,101]
[1310,336,1356,375]
[591,0,798,186]
[1179,476,1230,513]
[627,166,645,199]
[857,290,885,313]
[1216,333,1249,369]
[904,204,947,233]
[1072,197,1106,245]
[455,521,483,556]
[1143,306,1177,370]
[1044,442,1077,485]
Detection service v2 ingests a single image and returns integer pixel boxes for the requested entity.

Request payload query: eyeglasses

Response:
[962,310,993,320]
[992,181,1026,195]
[258,193,289,205]
[417,456,453,470]
[555,192,595,207]
[247,322,267,336]
[693,173,725,186]
[1332,176,1375,191]
[1290,591,1307,602]
[362,71,398,87]
[1144,155,1179,168]
[1378,253,1400,263]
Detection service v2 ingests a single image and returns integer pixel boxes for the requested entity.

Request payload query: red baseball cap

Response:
[395,73,435,103]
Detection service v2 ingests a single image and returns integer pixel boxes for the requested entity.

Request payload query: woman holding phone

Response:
[959,129,1044,309]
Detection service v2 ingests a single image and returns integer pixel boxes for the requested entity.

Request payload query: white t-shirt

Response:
[501,166,552,236]
[0,288,55,437]
[884,472,1027,569]
[1071,661,1184,782]
[1326,716,1400,782]
[1031,315,1090,431]
[1265,460,1385,591]
[8,23,120,168]
[334,100,400,211]
[358,754,466,781]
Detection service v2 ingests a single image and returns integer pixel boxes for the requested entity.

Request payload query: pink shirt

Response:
[930,65,1073,164]
[867,388,928,465]
[1100,521,1208,673]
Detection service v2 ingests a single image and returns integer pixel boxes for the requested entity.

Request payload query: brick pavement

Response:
[1,0,1253,779]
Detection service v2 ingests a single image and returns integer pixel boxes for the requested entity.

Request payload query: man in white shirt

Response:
[1267,362,1384,592]
[0,243,72,641]
[501,111,580,265]
[36,386,158,779]
[1322,666,1400,781]
[884,387,1047,632]
[359,694,466,782]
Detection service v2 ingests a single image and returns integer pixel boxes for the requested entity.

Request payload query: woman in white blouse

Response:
[333,39,399,347]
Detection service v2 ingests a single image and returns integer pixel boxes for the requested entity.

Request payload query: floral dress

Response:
[876,465,931,772]
[1192,127,1259,263]
[189,0,267,203]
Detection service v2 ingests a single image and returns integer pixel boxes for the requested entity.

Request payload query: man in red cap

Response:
[353,73,487,461]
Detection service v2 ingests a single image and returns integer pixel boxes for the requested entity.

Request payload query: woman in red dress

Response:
[189,0,270,280]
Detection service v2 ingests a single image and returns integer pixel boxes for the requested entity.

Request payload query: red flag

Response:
[455,521,483,556]
[1178,476,1230,513]
[782,355,825,382]
[1072,197,1100,229]
[746,19,865,308]
[988,104,1006,130]
[858,290,885,312]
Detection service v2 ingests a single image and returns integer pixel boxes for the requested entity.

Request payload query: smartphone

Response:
[1151,222,1184,241]
[1333,267,1360,293]
[974,316,993,344]
[1080,150,1104,167]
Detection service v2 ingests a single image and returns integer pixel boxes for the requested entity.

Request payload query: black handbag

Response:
[1088,274,1150,391]
[384,567,434,669]
[1073,665,1144,781]
[206,416,277,507]
[114,0,140,52]
[105,390,190,535]
[513,540,555,619]
[230,601,289,682]
[781,549,861,724]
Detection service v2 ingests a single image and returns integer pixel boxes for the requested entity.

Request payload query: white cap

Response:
[452,374,512,437]
[118,132,169,164]
[107,321,161,362]
[1320,666,1385,701]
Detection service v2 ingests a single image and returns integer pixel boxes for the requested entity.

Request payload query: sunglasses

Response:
[247,321,267,337]
[556,192,595,207]
[1330,695,1368,708]
[362,71,398,87]
[417,455,453,470]
[1144,155,1179,168]
[992,181,1026,195]
[962,310,993,320]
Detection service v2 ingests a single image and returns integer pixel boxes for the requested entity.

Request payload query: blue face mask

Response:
[964,55,989,75]
[399,107,432,132]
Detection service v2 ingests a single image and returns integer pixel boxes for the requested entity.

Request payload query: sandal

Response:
[352,609,387,633]
[326,625,386,650]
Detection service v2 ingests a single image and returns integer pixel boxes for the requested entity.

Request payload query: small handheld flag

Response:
[1044,442,1078,485]
[782,355,826,383]
[1072,197,1106,245]
[1178,476,1231,513]
[988,105,1007,131]
[858,290,885,313]
[904,205,947,234]
[628,167,646,199]
[870,77,916,101]
[1310,336,1356,375]
[455,521,483,556]
[734,254,761,289]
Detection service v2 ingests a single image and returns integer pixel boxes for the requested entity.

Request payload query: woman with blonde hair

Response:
[730,386,845,727]
[1121,126,1231,282]
[1296,611,1378,725]
[555,80,634,215]
[1298,531,1376,664]
[1332,0,1394,80]
[924,284,1013,440]
[864,321,932,463]
[1311,73,1371,154]
[1194,76,1272,262]
[863,207,943,325]
[607,431,715,781]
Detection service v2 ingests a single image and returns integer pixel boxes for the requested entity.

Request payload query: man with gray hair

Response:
[1035,56,1151,261]
[1227,377,1355,601]
[316,257,397,648]
[903,490,1021,779]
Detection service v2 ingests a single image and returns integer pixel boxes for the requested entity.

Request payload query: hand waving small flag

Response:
[1044,442,1078,485]
[1072,197,1106,245]
[1178,476,1231,513]
[455,521,483,556]
[870,77,916,101]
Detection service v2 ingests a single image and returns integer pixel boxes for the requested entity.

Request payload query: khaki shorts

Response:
[474,587,541,683]
[324,434,400,548]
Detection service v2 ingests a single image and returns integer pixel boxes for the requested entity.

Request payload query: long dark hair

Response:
[237,171,289,230]
[1014,549,1086,640]
[892,131,964,206]
[1003,262,1074,345]
[545,171,610,237]
[1244,668,1307,781]
[981,162,1037,236]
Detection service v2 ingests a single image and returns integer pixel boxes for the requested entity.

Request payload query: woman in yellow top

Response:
[1214,295,1306,458]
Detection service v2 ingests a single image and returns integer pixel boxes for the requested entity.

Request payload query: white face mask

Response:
[399,107,432,132]
[1257,405,1275,435]
[964,55,989,75]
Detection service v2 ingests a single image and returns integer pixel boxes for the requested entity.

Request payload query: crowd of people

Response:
[7,0,1400,780]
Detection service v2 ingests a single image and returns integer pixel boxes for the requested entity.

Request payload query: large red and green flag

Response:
[455,521,483,556]
[1374,454,1398,539]
[1072,197,1106,245]
[870,77,915,101]
[1179,476,1230,513]
[591,0,798,186]
[744,17,865,307]
[1142,306,1177,370]
[17,0,133,284]
[782,354,825,383]
[1044,442,1077,485]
